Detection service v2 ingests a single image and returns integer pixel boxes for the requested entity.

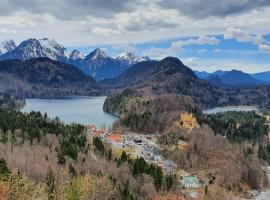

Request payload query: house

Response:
[174,112,198,130]
[106,133,123,147]
[106,133,122,143]
[180,176,201,189]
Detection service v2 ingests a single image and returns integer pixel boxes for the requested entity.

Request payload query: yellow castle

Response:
[174,112,198,130]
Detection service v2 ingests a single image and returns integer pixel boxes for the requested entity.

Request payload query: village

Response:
[84,112,207,197]
[85,111,270,199]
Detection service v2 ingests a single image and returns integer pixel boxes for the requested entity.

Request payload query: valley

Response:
[0,38,270,200]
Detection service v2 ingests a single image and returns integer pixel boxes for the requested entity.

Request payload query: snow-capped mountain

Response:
[69,50,85,61]
[0,40,16,55]
[116,52,150,66]
[0,38,68,62]
[82,48,123,79]
[0,38,150,80]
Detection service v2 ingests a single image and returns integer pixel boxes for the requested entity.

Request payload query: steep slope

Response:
[0,38,69,63]
[0,40,16,55]
[82,48,126,80]
[104,57,217,108]
[68,49,86,73]
[208,70,263,87]
[0,58,99,97]
[103,57,220,132]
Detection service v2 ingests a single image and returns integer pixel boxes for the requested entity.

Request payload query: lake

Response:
[203,106,258,115]
[20,96,118,128]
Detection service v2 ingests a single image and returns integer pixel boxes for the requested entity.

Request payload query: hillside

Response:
[0,58,99,97]
[207,70,263,87]
[103,57,219,132]
[103,57,218,108]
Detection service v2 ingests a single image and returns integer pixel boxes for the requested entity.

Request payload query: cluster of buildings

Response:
[85,124,124,147]
[174,112,198,130]
[85,124,178,174]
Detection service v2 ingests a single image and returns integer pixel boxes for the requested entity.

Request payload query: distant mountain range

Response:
[195,69,270,87]
[0,38,149,80]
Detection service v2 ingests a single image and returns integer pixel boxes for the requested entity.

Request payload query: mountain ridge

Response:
[0,38,148,80]
[194,70,270,84]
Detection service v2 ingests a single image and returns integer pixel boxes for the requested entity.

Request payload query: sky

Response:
[0,0,270,73]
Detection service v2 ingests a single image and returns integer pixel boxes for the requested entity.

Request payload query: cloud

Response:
[224,27,270,52]
[143,36,220,59]
[143,47,175,60]
[258,43,270,52]
[224,27,263,44]
[181,57,199,67]
[90,27,120,36]
[110,43,138,54]
[115,5,182,32]
[0,0,136,19]
[0,28,17,34]
[173,36,220,47]
[158,0,270,18]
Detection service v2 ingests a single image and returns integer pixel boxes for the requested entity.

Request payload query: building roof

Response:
[106,133,122,143]
[181,176,200,187]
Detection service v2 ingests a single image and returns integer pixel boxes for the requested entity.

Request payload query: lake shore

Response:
[20,96,118,128]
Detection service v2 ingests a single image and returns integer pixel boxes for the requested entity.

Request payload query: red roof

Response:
[106,134,122,142]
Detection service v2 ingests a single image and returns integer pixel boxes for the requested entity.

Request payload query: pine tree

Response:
[107,149,112,161]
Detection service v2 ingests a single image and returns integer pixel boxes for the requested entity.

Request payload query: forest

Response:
[203,111,269,142]
[0,106,183,199]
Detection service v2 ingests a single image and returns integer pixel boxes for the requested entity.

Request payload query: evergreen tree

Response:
[107,149,112,161]
[45,166,56,200]
[0,159,10,178]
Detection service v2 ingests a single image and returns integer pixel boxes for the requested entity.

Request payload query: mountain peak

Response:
[160,56,184,65]
[91,48,108,59]
[159,57,197,78]
[0,39,16,55]
[0,37,69,62]
[70,50,85,60]
[116,52,150,66]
